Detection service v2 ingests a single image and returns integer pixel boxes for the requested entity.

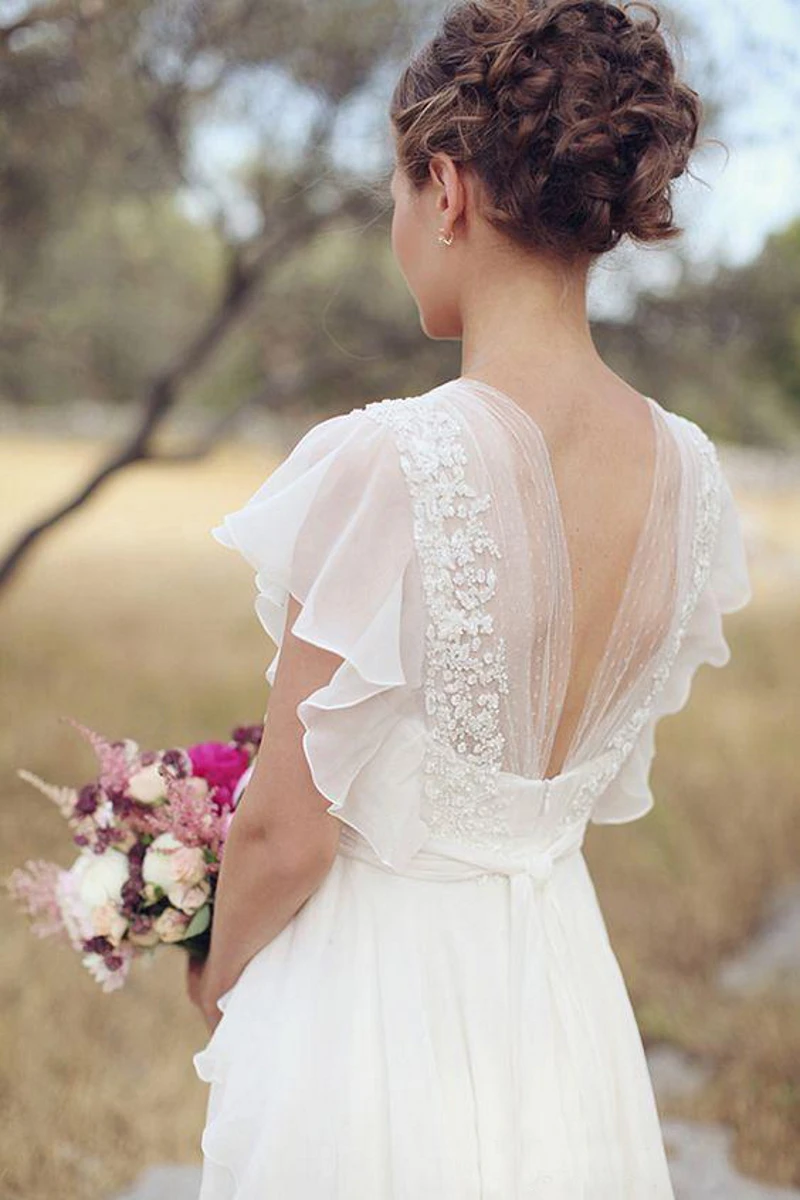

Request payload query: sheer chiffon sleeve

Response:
[210,407,428,867]
[590,468,753,825]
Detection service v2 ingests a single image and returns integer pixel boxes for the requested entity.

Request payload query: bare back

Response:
[440,375,688,782]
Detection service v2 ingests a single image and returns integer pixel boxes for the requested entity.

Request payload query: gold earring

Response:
[437,228,454,246]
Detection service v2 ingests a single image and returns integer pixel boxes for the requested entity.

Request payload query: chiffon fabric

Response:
[193,377,752,1199]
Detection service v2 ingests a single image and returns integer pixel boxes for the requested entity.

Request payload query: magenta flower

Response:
[187,742,249,810]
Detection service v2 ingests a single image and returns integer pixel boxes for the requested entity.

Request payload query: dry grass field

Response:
[1,432,798,1199]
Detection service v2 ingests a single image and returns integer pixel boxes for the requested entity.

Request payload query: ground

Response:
[0,432,798,1200]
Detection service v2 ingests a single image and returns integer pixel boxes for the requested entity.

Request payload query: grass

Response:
[0,433,798,1197]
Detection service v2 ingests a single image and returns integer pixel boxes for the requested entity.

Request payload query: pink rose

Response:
[171,845,206,887]
[171,878,211,914]
[153,907,191,943]
[92,901,128,947]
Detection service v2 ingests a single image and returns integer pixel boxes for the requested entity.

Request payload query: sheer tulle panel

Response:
[573,414,704,769]
[511,422,574,779]
[447,392,573,780]
[560,405,685,769]
[439,382,705,786]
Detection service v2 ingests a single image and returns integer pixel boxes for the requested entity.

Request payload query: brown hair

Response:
[390,0,703,261]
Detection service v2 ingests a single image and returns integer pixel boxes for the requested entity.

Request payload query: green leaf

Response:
[184,903,211,939]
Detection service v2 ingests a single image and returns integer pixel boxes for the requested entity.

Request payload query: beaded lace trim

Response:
[361,395,722,844]
[361,395,512,845]
[557,415,724,828]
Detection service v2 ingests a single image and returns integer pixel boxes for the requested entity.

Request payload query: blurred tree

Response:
[0,0,435,587]
[594,217,800,448]
[0,0,798,589]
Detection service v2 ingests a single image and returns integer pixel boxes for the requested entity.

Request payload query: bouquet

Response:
[4,717,262,992]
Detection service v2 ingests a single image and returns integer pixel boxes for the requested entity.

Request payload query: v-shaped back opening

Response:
[450,376,682,782]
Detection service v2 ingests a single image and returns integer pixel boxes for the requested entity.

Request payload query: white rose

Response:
[153,907,191,943]
[74,848,130,909]
[56,863,95,947]
[92,901,128,946]
[127,762,167,805]
[142,831,185,891]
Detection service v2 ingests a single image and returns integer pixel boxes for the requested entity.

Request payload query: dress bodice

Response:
[214,377,752,871]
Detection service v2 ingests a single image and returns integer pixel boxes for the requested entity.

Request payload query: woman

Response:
[189,1,752,1195]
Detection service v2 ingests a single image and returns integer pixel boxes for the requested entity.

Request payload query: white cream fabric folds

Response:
[194,377,752,1200]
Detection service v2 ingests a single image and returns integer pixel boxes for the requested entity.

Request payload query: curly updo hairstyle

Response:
[389,0,703,261]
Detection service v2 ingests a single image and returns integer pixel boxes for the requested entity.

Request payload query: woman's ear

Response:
[428,153,466,227]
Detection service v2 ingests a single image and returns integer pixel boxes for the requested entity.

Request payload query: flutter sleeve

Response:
[211,406,428,867]
[590,467,753,824]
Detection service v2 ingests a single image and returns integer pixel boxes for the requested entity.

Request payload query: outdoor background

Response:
[1,1,799,1198]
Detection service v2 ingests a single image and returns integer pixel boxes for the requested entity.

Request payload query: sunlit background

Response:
[1,1,799,1197]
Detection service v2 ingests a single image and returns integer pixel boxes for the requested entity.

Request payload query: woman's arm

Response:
[198,594,346,1022]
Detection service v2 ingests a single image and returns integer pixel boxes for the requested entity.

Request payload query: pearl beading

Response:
[361,395,512,845]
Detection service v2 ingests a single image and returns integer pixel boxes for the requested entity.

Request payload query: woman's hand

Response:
[186,954,224,1035]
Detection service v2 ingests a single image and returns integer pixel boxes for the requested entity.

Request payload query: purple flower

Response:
[95,828,118,852]
[120,878,141,908]
[75,784,101,816]
[83,935,112,954]
[232,724,263,749]
[160,748,191,778]
[109,789,134,817]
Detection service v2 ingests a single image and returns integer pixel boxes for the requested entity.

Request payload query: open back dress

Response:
[192,375,752,1199]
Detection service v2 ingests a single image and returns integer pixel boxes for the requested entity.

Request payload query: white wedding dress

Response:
[192,375,752,1199]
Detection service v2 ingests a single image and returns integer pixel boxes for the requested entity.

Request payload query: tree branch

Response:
[153,382,277,462]
[0,205,325,590]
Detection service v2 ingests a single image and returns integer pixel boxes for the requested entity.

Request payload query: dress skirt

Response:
[192,825,675,1200]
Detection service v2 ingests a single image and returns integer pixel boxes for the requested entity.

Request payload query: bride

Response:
[187,1,752,1196]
